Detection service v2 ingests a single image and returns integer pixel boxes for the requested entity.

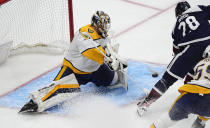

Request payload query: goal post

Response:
[0,0,74,58]
[0,0,10,5]
[68,0,74,42]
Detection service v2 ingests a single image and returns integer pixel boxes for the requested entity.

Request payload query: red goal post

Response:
[0,0,10,5]
[0,0,74,57]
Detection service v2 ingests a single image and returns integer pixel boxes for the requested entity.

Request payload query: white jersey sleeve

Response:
[76,32,100,53]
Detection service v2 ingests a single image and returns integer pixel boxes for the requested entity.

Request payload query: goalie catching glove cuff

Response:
[107,55,120,71]
[106,55,128,71]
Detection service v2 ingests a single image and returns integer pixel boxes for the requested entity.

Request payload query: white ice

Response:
[0,0,210,128]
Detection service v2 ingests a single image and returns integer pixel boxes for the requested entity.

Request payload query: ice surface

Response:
[0,0,210,128]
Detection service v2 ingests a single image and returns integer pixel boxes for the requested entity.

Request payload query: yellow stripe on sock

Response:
[41,84,80,101]
[199,116,210,121]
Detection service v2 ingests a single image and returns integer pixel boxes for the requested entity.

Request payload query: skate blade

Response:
[18,109,46,115]
[19,109,37,114]
[19,106,38,114]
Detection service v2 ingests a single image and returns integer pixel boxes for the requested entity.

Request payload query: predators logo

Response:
[88,28,94,33]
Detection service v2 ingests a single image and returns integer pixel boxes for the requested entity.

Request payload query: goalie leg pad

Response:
[27,74,80,112]
[117,68,128,90]
[107,66,128,91]
[41,84,80,102]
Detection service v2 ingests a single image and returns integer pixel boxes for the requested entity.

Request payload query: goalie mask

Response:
[175,1,190,18]
[91,11,111,38]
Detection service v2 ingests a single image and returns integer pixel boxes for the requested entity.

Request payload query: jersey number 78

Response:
[178,16,200,37]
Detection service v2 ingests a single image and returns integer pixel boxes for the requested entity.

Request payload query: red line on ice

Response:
[122,0,163,11]
[113,1,179,38]
[0,64,61,98]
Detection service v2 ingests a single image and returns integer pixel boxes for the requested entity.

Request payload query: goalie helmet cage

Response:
[0,0,74,56]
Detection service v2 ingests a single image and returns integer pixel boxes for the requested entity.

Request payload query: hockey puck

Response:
[152,73,158,77]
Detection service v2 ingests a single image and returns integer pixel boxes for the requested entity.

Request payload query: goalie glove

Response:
[106,55,120,71]
[105,43,128,71]
[106,55,128,71]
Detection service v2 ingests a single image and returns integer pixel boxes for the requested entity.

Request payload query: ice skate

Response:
[191,117,206,128]
[137,87,162,117]
[19,99,38,114]
[137,96,157,116]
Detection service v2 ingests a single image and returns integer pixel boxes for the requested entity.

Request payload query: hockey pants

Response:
[169,93,210,121]
[55,64,115,87]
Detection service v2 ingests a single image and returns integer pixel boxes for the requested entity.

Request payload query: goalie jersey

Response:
[172,5,210,50]
[179,57,210,94]
[64,24,109,74]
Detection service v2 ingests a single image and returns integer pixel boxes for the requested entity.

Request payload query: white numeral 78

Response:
[178,16,200,37]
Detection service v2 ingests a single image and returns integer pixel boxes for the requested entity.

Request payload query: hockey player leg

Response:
[137,71,178,116]
[140,45,202,116]
[149,94,189,128]
[137,79,169,116]
[191,116,208,128]
[19,74,80,113]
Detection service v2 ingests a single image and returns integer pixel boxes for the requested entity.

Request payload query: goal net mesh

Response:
[0,0,71,56]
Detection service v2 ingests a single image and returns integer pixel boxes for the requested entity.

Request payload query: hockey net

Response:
[0,0,73,58]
